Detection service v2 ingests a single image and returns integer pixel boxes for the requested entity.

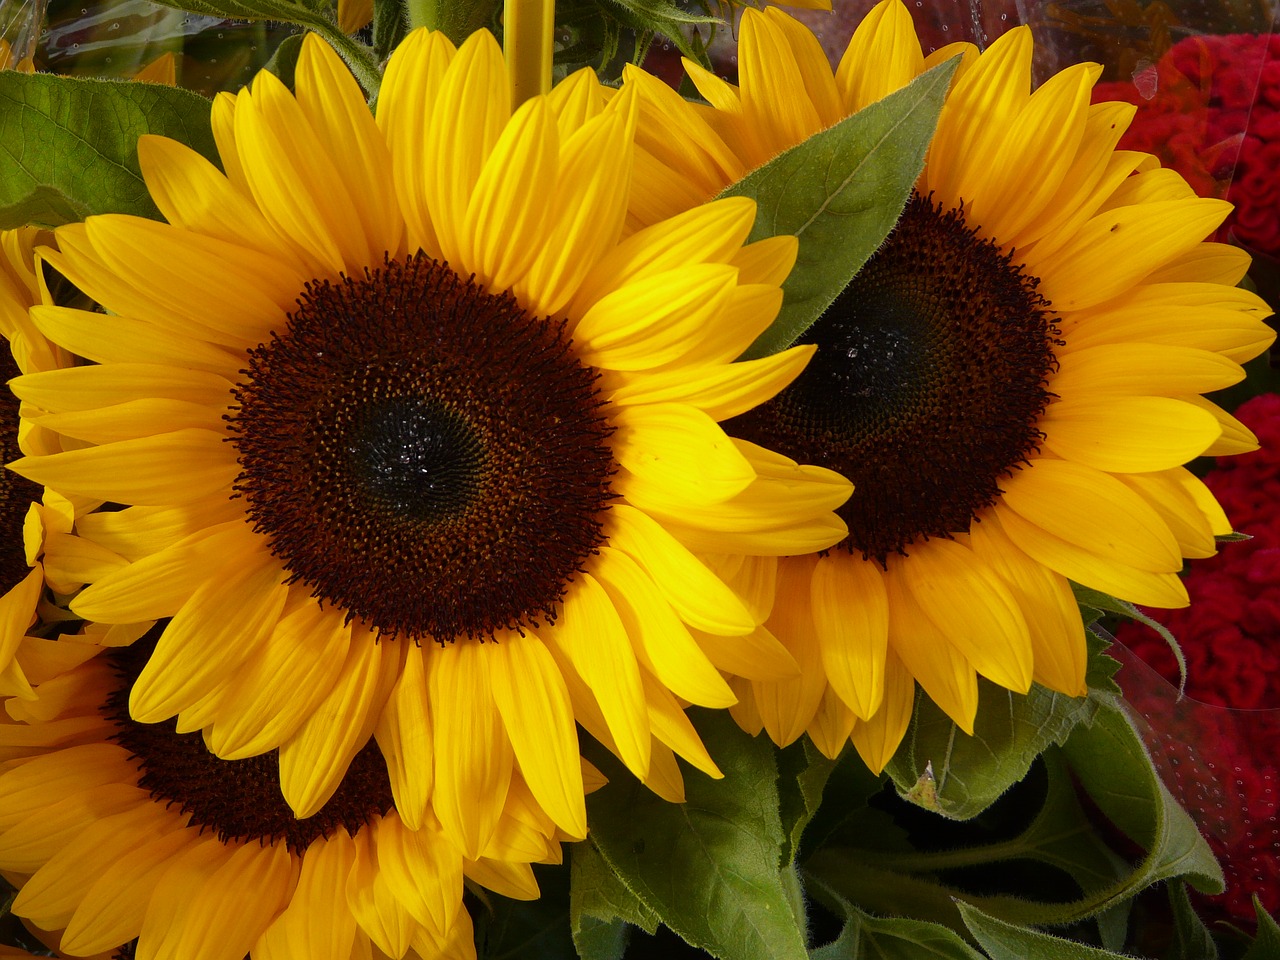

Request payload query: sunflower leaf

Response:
[1166,881,1219,960]
[776,737,838,865]
[1242,898,1280,960]
[570,838,658,960]
[0,72,218,230]
[956,901,1142,960]
[723,55,959,361]
[580,710,809,960]
[806,881,985,960]
[884,679,1098,821]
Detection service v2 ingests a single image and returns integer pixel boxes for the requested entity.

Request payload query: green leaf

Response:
[1167,881,1219,960]
[1084,626,1123,695]
[884,680,1098,821]
[262,32,305,89]
[570,838,658,960]
[956,901,1140,960]
[808,883,985,960]
[777,737,837,865]
[723,56,958,361]
[1073,583,1185,694]
[1061,696,1222,900]
[1242,898,1280,960]
[0,73,219,229]
[582,710,808,960]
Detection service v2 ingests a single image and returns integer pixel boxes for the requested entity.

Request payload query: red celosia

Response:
[1093,32,1280,258]
[1114,393,1280,924]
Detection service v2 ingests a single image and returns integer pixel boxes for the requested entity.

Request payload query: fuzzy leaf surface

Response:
[957,902,1142,960]
[885,680,1097,821]
[582,711,807,960]
[0,73,217,229]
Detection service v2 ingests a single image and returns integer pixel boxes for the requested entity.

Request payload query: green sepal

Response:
[0,72,219,229]
[720,55,959,361]
[1242,898,1280,960]
[1167,880,1219,960]
[1073,582,1186,695]
[957,901,1146,960]
[578,710,808,960]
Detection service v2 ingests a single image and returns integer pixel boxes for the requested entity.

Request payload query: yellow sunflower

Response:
[0,633,559,960]
[622,1,1276,771]
[0,228,88,699]
[9,29,852,855]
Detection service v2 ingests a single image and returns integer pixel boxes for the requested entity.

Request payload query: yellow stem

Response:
[505,0,555,107]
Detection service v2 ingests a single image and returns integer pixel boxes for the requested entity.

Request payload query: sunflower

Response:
[0,228,87,699]
[622,1,1276,771]
[8,29,852,854]
[0,633,562,960]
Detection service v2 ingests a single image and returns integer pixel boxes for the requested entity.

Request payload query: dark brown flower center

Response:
[106,638,392,852]
[730,192,1059,564]
[228,254,615,641]
[0,345,40,592]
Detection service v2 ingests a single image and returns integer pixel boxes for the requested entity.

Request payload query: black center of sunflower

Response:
[105,638,393,852]
[228,253,614,642]
[349,398,484,522]
[0,346,40,593]
[730,192,1060,564]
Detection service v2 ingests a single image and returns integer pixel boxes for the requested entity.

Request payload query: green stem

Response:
[306,18,384,96]
[504,0,554,106]
[406,0,441,31]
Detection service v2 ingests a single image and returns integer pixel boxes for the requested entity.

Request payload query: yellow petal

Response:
[849,649,914,773]
[254,831,358,960]
[487,631,587,840]
[593,546,734,708]
[376,28,457,257]
[1040,396,1221,472]
[128,548,288,724]
[883,562,978,733]
[428,639,513,859]
[998,458,1182,572]
[373,643,433,831]
[897,538,1033,693]
[10,429,238,506]
[371,812,463,938]
[460,96,556,291]
[606,503,756,635]
[812,553,889,720]
[753,554,826,746]
[547,569,649,778]
[994,502,1188,608]
[967,512,1087,697]
[278,628,401,818]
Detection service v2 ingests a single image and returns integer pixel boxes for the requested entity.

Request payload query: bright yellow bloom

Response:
[10,29,851,858]
[0,228,86,700]
[623,1,1275,771]
[0,636,551,960]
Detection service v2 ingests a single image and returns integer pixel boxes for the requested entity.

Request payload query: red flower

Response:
[1115,394,1280,924]
[1093,33,1280,258]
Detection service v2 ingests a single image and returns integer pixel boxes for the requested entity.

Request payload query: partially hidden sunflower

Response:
[0,228,87,699]
[8,28,853,857]
[0,632,548,960]
[622,1,1276,771]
